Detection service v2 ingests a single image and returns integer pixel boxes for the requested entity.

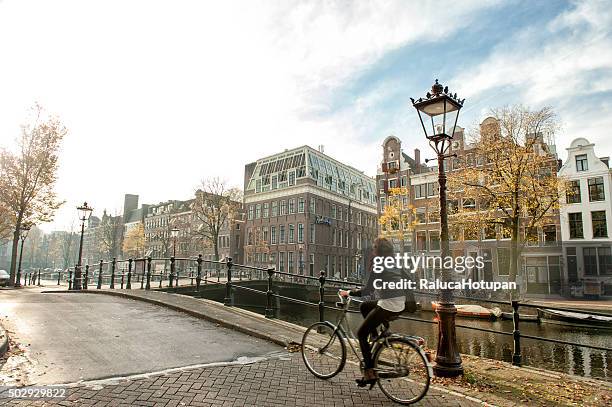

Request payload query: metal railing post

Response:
[196,254,202,293]
[141,259,145,289]
[265,268,275,318]
[110,258,116,289]
[145,257,152,290]
[318,271,326,323]
[175,268,180,292]
[83,265,89,290]
[169,257,175,288]
[512,300,522,366]
[159,268,163,288]
[120,270,125,289]
[37,269,42,286]
[127,259,133,289]
[57,270,61,285]
[224,257,233,306]
[190,269,194,286]
[97,260,103,289]
[68,269,73,290]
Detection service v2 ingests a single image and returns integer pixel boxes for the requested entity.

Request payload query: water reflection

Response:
[247,297,611,381]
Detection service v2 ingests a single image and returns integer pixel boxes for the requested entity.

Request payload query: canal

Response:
[226,290,612,381]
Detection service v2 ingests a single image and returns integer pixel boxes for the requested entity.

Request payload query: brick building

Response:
[244,146,378,280]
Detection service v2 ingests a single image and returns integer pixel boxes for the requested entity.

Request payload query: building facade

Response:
[559,138,612,297]
[378,119,563,296]
[244,146,378,280]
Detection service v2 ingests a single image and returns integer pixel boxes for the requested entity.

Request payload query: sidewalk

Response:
[37,289,611,407]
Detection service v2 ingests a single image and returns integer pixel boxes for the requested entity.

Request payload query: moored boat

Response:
[537,308,612,329]
[431,302,502,320]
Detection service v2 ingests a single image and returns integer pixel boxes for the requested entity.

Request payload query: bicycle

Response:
[301,291,432,405]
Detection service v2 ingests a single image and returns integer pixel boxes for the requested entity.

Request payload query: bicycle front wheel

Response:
[301,321,346,379]
[374,337,431,405]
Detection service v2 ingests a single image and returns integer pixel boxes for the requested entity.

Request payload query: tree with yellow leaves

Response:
[123,223,145,259]
[447,105,567,286]
[378,187,415,252]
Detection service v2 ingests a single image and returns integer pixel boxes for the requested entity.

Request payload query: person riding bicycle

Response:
[339,237,407,387]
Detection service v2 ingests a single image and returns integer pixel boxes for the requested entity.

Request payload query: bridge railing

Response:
[65,255,612,370]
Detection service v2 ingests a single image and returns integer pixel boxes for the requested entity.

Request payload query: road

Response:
[0,289,278,384]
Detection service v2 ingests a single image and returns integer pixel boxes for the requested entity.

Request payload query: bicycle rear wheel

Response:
[301,321,346,379]
[374,337,431,405]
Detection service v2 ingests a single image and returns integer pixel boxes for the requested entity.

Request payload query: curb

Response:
[0,324,8,358]
[41,289,302,348]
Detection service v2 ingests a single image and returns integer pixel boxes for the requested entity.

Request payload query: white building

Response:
[558,138,612,297]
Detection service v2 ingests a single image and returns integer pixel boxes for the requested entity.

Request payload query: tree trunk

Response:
[509,213,520,299]
[9,229,19,286]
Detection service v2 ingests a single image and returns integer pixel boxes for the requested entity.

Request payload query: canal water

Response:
[229,292,612,381]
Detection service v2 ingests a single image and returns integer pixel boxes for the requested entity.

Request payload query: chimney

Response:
[414,148,420,165]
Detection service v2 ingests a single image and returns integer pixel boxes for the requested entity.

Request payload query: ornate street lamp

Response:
[74,202,93,290]
[171,228,180,257]
[411,79,464,378]
[15,223,32,288]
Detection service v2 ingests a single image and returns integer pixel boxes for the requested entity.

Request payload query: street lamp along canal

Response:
[411,79,465,378]
[15,222,32,288]
[74,202,93,290]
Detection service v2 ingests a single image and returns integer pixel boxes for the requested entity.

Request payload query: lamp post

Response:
[411,79,465,377]
[74,202,93,291]
[15,223,32,288]
[171,228,179,257]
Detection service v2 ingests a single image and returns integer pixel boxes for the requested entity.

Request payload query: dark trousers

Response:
[358,300,399,369]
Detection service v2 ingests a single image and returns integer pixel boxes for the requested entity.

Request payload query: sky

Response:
[1,0,611,232]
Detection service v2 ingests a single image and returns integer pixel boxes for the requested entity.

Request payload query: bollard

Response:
[145,257,152,290]
[57,270,61,285]
[120,270,125,289]
[83,265,89,290]
[169,257,175,288]
[224,258,233,306]
[97,260,103,289]
[37,269,42,286]
[196,254,202,293]
[175,269,180,293]
[512,300,522,366]
[265,267,275,318]
[110,258,116,289]
[68,269,73,290]
[318,270,326,323]
[159,269,163,288]
[190,269,194,286]
[127,259,132,289]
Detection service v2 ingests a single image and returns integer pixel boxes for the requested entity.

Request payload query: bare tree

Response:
[191,178,242,261]
[0,104,66,285]
[122,223,145,259]
[60,228,78,269]
[98,211,123,260]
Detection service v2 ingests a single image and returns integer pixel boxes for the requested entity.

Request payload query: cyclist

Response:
[339,237,406,387]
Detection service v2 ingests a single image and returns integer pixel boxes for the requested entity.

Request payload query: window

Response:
[592,211,608,238]
[389,179,398,189]
[415,184,426,199]
[576,154,588,172]
[271,201,278,217]
[566,180,581,203]
[584,247,597,275]
[543,225,557,243]
[280,200,287,215]
[298,223,304,243]
[248,205,254,220]
[401,176,407,187]
[298,197,305,213]
[309,199,316,214]
[288,171,295,186]
[588,177,605,202]
[263,203,269,218]
[429,232,440,251]
[599,247,612,275]
[344,230,349,248]
[279,225,286,243]
[271,175,278,190]
[289,199,295,214]
[569,212,584,239]
[332,228,337,246]
[288,252,294,273]
[289,224,295,243]
[309,224,315,244]
[262,227,269,243]
[462,198,476,210]
[271,226,277,244]
[497,248,511,276]
[255,204,261,219]
[427,182,438,197]
[331,205,337,219]
[338,207,343,221]
[279,252,285,272]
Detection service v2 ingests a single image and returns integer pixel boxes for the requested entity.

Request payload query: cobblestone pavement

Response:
[0,353,483,407]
